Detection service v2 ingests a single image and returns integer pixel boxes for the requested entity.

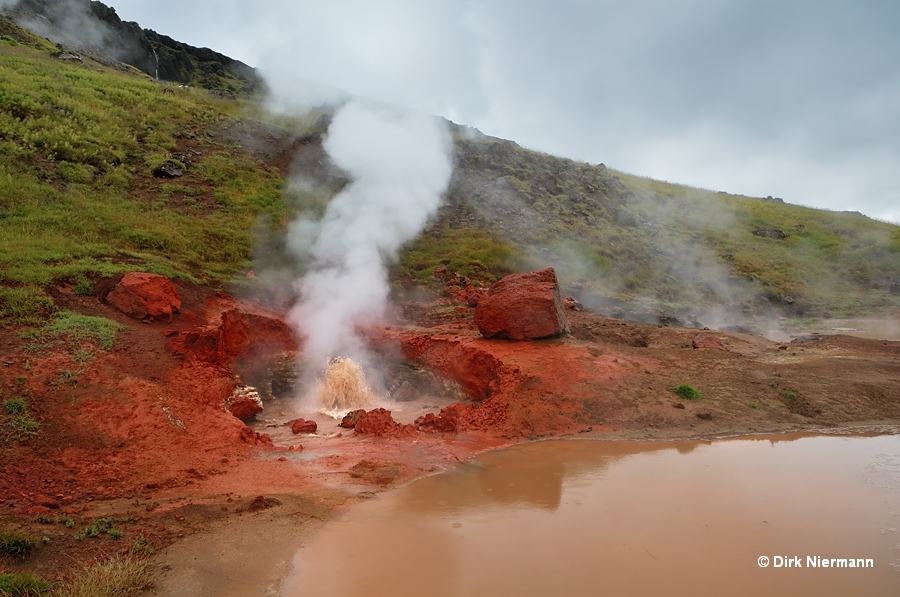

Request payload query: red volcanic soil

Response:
[1,277,898,585]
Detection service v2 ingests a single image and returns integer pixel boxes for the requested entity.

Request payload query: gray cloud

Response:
[103,1,900,221]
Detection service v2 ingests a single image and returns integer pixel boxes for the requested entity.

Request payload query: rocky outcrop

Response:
[3,0,264,95]
[474,268,570,340]
[106,272,181,321]
[226,385,262,420]
[692,333,725,350]
[166,303,297,374]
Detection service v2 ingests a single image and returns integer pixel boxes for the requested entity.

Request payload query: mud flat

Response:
[280,431,900,597]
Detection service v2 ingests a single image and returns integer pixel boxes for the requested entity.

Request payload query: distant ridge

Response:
[2,0,264,95]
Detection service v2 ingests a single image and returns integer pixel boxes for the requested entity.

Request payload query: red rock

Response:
[562,295,583,310]
[474,268,570,340]
[34,495,60,509]
[354,408,400,436]
[107,272,181,321]
[226,385,262,420]
[692,333,725,350]
[288,418,317,434]
[166,304,296,374]
[25,505,51,515]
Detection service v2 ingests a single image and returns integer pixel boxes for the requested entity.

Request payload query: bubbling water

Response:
[315,357,376,418]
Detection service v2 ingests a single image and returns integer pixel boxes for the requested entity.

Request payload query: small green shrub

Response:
[0,530,40,560]
[0,572,51,596]
[130,534,154,556]
[749,402,761,410]
[3,397,26,415]
[780,390,798,401]
[670,384,703,400]
[8,414,40,440]
[73,276,94,296]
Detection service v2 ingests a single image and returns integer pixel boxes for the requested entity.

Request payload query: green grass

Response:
[0,530,40,560]
[0,42,288,325]
[0,572,51,597]
[1,27,898,328]
[3,397,26,415]
[42,312,125,351]
[670,384,703,401]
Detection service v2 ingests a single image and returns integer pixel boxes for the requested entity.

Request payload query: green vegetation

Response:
[2,397,40,443]
[749,402,761,410]
[0,40,287,325]
[0,572,51,597]
[42,312,125,351]
[670,384,703,401]
[780,389,798,401]
[74,518,127,541]
[2,20,898,330]
[0,530,40,560]
[3,397,26,415]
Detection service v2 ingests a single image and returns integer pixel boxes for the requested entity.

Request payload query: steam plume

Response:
[287,100,452,381]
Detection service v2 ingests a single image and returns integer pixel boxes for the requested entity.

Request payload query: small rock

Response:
[696,410,713,420]
[227,385,262,420]
[153,160,183,178]
[339,409,366,429]
[391,381,418,403]
[672,402,685,409]
[692,333,724,350]
[288,418,317,434]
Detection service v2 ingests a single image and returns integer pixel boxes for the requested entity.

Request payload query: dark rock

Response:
[474,268,570,340]
[753,227,788,239]
[152,160,183,178]
[696,411,713,420]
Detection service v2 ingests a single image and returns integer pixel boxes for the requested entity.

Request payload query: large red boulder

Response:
[474,268,570,340]
[107,272,181,321]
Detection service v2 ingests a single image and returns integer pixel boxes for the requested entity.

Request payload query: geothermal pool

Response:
[280,431,900,596]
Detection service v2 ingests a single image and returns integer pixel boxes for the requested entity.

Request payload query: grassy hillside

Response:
[401,133,900,321]
[0,26,290,323]
[1,21,898,329]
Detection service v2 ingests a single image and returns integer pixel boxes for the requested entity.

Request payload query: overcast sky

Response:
[106,0,900,223]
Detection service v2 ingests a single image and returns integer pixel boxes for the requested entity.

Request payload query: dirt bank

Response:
[1,282,898,591]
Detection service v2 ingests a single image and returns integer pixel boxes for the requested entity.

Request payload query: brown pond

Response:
[281,431,900,596]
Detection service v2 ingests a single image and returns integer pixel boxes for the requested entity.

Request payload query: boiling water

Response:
[315,357,376,418]
[281,432,900,596]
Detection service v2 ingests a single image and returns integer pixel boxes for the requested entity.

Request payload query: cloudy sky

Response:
[106,0,899,222]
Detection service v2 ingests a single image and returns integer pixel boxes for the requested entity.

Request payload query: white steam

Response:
[287,100,452,373]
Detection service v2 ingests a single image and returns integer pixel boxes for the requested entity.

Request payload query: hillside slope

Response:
[1,21,898,329]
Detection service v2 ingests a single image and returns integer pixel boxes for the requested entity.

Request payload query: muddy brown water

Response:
[280,431,900,596]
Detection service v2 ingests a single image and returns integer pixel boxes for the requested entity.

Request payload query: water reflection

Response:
[282,430,900,597]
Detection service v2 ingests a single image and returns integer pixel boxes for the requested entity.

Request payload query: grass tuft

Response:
[0,572,51,596]
[0,530,40,560]
[53,556,153,597]
[670,384,703,400]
